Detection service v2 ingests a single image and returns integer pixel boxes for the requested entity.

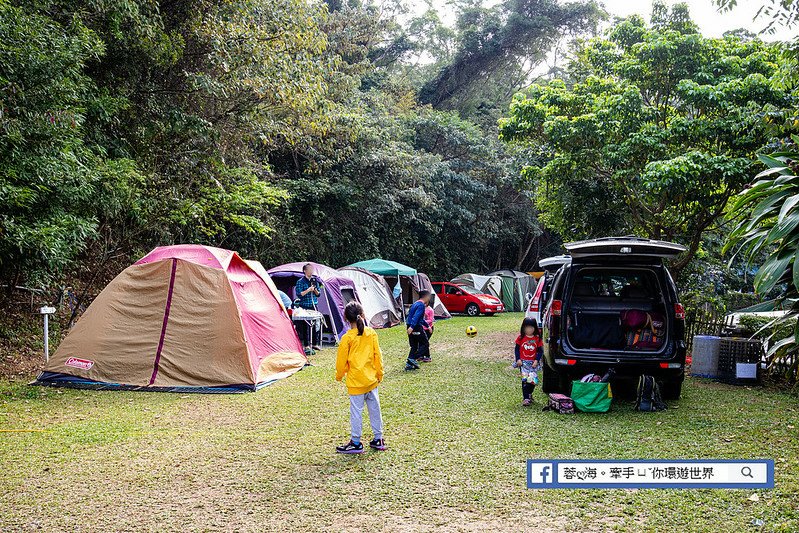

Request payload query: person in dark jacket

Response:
[405,290,431,371]
[294,263,322,354]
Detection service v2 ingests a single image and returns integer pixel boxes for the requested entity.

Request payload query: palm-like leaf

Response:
[726,141,799,384]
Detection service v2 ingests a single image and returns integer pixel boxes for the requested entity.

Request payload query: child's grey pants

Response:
[350,388,383,442]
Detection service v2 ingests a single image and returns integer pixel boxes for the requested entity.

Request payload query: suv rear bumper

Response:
[551,358,684,380]
[546,339,686,379]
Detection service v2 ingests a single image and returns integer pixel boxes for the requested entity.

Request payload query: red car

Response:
[431,282,505,316]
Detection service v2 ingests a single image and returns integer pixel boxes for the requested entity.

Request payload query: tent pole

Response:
[400,274,406,321]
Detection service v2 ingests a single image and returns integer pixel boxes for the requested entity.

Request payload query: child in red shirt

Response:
[514,317,543,406]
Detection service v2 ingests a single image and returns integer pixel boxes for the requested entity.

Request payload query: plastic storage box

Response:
[717,338,762,384]
[691,335,722,378]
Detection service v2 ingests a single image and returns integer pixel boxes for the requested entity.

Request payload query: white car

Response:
[526,255,571,325]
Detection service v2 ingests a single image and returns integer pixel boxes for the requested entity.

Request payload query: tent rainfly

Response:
[338,267,402,329]
[488,269,537,312]
[348,258,418,277]
[35,245,307,393]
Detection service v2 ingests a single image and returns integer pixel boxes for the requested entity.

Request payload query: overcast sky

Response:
[599,0,794,40]
[423,0,795,41]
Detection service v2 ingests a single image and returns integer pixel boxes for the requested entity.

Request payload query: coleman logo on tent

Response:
[65,357,94,370]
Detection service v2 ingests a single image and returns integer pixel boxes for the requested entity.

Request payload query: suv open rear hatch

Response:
[565,237,686,261]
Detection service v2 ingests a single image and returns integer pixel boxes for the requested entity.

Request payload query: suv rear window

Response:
[571,270,660,301]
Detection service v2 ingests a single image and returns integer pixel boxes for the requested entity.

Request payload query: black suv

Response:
[541,237,687,400]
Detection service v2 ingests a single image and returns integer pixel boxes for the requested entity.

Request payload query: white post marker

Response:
[39,306,56,362]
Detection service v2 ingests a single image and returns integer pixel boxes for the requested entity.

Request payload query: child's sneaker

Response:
[522,398,532,407]
[369,438,387,451]
[336,440,365,454]
[417,356,432,363]
[405,358,420,370]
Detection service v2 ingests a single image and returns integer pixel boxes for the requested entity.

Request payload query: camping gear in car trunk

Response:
[691,335,722,378]
[570,380,612,413]
[570,314,626,349]
[717,338,762,385]
[622,311,665,350]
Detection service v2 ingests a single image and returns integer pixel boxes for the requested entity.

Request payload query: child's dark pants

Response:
[522,381,535,400]
[408,326,428,361]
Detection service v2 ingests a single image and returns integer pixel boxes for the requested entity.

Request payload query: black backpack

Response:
[635,375,667,412]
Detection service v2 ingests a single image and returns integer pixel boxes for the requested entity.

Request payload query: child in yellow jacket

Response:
[335,301,386,453]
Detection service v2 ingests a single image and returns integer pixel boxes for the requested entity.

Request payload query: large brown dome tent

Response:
[35,245,307,392]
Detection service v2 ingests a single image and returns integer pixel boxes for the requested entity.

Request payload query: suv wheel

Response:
[542,363,565,394]
[659,378,683,401]
[465,303,480,316]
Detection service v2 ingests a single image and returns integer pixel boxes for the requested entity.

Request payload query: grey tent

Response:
[338,267,402,329]
[451,273,503,299]
[384,272,451,319]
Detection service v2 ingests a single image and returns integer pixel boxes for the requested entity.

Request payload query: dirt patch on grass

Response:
[435,331,516,363]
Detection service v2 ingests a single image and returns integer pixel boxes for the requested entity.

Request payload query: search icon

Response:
[741,466,754,478]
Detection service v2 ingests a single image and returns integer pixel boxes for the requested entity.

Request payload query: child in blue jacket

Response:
[405,290,431,370]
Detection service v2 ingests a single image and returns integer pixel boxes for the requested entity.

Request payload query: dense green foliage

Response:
[1,0,329,289]
[720,0,799,384]
[0,1,143,287]
[499,4,796,274]
[417,0,602,112]
[2,0,603,298]
[3,0,799,331]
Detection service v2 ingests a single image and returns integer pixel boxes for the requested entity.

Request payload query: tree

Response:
[716,0,799,89]
[721,0,799,383]
[256,2,553,277]
[1,0,332,292]
[716,0,799,35]
[417,0,603,114]
[499,5,794,275]
[0,1,142,289]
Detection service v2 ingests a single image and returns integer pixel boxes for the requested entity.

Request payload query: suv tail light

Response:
[529,300,539,312]
[674,303,685,320]
[551,300,562,316]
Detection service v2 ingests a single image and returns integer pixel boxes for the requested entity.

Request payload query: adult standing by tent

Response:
[405,290,431,371]
[295,263,323,354]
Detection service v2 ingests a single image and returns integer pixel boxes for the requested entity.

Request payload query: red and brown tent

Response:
[36,245,306,392]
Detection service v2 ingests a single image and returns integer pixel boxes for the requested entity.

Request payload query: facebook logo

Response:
[528,461,556,488]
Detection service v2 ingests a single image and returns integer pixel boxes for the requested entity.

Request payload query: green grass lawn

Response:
[2,313,799,532]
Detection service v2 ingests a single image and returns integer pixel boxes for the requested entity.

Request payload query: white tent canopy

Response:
[338,267,402,328]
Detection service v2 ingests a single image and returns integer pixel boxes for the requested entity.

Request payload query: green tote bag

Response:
[570,381,612,413]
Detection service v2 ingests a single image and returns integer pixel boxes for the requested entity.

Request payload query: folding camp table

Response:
[291,308,325,350]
